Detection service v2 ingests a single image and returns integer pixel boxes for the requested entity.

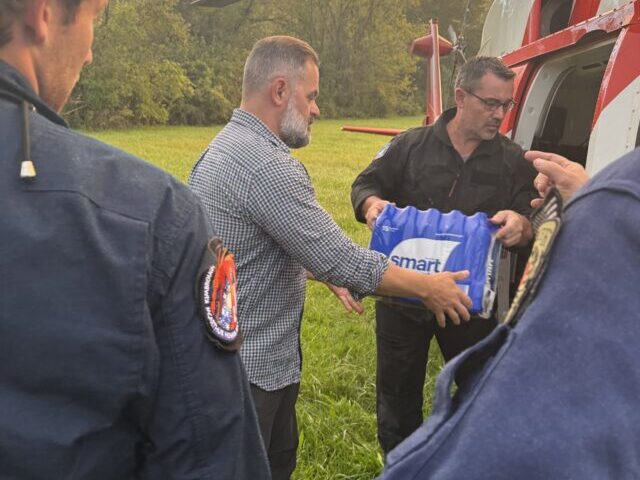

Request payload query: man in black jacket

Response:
[351,56,537,455]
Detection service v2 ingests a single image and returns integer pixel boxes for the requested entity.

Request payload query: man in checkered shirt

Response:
[188,36,472,480]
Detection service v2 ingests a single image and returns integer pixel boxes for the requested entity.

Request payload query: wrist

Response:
[412,273,433,301]
[517,215,534,247]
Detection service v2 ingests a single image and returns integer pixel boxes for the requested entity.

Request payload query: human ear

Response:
[23,0,52,44]
[270,77,289,107]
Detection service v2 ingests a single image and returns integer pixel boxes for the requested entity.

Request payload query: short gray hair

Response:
[455,56,515,92]
[242,36,319,98]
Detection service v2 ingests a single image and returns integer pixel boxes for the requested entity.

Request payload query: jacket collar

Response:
[433,107,502,157]
[0,60,67,127]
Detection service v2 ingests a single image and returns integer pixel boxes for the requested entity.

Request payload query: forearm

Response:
[375,263,472,327]
[376,263,430,300]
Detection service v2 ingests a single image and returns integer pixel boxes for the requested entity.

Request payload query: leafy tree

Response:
[67,0,193,128]
[67,0,497,128]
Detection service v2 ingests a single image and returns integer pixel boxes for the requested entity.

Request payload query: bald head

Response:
[242,35,319,100]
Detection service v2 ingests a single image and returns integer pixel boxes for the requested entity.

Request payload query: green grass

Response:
[88,116,446,479]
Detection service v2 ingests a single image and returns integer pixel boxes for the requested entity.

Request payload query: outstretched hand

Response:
[525,150,590,207]
[325,283,364,314]
[421,270,473,328]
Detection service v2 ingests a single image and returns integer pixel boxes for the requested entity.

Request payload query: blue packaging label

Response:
[370,205,501,317]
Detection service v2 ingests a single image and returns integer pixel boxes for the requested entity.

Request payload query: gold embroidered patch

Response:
[503,189,563,326]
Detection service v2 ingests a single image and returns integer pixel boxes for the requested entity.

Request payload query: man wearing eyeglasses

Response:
[350,56,537,457]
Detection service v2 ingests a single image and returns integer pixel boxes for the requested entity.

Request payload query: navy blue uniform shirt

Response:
[378,147,640,479]
[0,61,269,479]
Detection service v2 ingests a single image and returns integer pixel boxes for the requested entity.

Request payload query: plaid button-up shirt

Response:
[188,109,388,391]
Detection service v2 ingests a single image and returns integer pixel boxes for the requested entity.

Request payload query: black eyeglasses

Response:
[464,90,516,112]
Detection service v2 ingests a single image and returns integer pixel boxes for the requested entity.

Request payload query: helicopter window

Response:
[540,0,574,36]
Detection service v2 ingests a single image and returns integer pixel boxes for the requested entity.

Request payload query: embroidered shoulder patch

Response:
[374,142,391,160]
[503,188,563,326]
[198,238,242,351]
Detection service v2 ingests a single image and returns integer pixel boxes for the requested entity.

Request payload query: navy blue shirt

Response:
[0,61,269,479]
[378,147,640,479]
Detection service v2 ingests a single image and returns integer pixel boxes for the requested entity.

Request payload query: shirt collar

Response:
[0,60,68,128]
[231,108,290,154]
[433,106,502,157]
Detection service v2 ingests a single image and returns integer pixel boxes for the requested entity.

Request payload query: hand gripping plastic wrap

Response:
[370,205,501,318]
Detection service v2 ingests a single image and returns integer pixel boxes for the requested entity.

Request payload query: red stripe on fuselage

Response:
[593,22,640,124]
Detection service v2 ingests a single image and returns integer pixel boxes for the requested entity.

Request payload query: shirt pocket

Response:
[413,166,458,210]
[468,169,507,214]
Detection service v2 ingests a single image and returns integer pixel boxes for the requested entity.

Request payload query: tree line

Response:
[66,0,493,129]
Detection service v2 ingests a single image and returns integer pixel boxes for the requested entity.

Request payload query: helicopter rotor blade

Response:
[448,25,458,46]
[457,48,467,63]
[448,59,458,96]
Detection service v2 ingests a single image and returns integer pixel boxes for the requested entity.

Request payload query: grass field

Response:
[89,116,446,479]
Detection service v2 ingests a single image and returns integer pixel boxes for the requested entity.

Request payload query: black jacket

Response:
[351,108,537,222]
[0,61,269,479]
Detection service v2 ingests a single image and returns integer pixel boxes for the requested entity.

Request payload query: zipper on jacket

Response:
[447,172,460,199]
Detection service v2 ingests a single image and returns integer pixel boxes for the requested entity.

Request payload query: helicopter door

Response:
[511,39,616,168]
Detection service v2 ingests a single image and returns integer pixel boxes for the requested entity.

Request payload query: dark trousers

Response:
[376,300,497,455]
[250,383,300,480]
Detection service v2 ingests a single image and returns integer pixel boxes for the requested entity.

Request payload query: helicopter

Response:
[343,0,640,177]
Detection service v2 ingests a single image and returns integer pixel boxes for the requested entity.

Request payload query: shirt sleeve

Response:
[139,186,270,479]
[246,155,388,296]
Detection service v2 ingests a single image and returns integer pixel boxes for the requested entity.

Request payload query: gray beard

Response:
[280,99,310,149]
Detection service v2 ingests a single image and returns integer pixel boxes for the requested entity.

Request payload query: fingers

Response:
[437,302,471,329]
[459,290,473,310]
[532,158,567,182]
[325,283,364,314]
[418,271,472,328]
[533,173,551,196]
[525,150,572,168]
[365,202,387,230]
[446,308,461,326]
[492,211,512,238]
[445,293,471,325]
[449,269,470,282]
[442,271,472,309]
[490,210,508,225]
[490,211,524,247]
[339,296,354,313]
[335,290,364,314]
[366,213,377,231]
[435,272,472,328]
[347,297,365,315]
[531,198,544,208]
